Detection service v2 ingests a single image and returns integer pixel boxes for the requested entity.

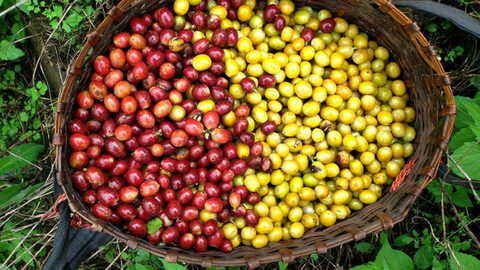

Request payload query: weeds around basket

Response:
[53,0,456,267]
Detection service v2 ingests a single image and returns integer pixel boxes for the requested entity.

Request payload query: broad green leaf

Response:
[62,22,71,33]
[351,263,381,270]
[376,241,414,270]
[229,267,241,270]
[474,90,480,102]
[454,96,480,131]
[53,5,63,17]
[159,258,187,270]
[64,12,83,28]
[11,22,25,40]
[432,258,443,270]
[0,182,43,210]
[0,40,24,61]
[278,261,288,270]
[394,235,413,247]
[449,127,480,150]
[452,187,473,207]
[449,251,480,270]
[414,246,434,269]
[0,184,22,206]
[135,264,147,270]
[379,231,388,245]
[473,127,480,138]
[146,217,162,235]
[451,141,480,180]
[50,19,59,29]
[0,143,44,175]
[355,242,372,253]
[426,180,442,198]
[135,250,149,262]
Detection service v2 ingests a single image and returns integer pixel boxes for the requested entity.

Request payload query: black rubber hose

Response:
[393,0,480,39]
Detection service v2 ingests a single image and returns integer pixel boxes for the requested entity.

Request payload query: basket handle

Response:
[393,0,480,39]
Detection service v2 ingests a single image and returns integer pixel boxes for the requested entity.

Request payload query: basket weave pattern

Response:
[53,0,456,267]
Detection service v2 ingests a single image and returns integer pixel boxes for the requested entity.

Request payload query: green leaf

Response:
[414,246,434,269]
[454,46,464,56]
[19,111,28,122]
[452,187,473,207]
[449,127,480,150]
[37,81,47,95]
[426,23,438,33]
[121,252,129,259]
[351,263,381,270]
[229,267,241,270]
[33,117,41,129]
[0,40,25,61]
[0,184,22,207]
[376,241,414,270]
[454,96,480,131]
[449,251,480,270]
[159,258,187,270]
[459,240,471,251]
[135,264,147,270]
[135,250,150,263]
[11,22,25,40]
[432,258,443,270]
[470,76,480,91]
[441,21,452,30]
[451,141,480,180]
[64,12,84,28]
[62,22,71,33]
[0,143,44,175]
[355,242,372,253]
[85,6,94,16]
[0,182,43,210]
[379,231,388,245]
[146,217,162,234]
[278,261,288,270]
[50,19,59,29]
[394,235,413,247]
[53,5,63,17]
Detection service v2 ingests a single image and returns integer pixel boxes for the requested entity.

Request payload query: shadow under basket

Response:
[53,0,456,267]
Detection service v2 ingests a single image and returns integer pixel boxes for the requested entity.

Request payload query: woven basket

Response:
[53,0,456,267]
